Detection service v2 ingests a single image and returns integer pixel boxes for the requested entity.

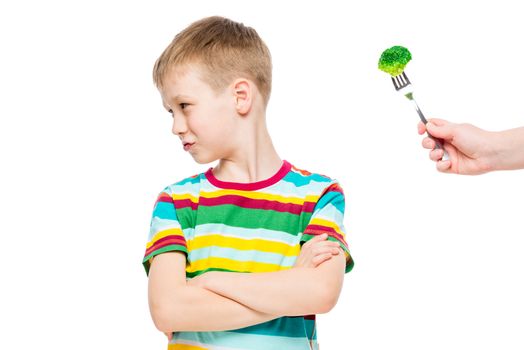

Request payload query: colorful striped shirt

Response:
[143,159,354,350]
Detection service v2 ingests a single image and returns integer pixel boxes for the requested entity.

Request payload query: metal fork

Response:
[392,72,449,161]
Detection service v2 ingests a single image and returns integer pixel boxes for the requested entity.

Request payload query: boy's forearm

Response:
[202,267,334,316]
[494,127,524,171]
[155,285,280,333]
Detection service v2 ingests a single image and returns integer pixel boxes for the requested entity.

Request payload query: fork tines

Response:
[391,71,411,91]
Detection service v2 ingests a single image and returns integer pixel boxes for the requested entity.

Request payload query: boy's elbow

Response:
[313,258,345,313]
[315,288,340,314]
[150,298,184,333]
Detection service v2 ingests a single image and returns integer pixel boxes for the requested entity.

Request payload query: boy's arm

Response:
[148,251,281,333]
[195,248,347,316]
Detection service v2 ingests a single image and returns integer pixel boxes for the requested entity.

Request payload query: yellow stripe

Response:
[172,193,199,204]
[146,228,185,249]
[189,234,300,256]
[187,256,291,273]
[309,217,343,235]
[168,343,209,350]
[201,189,319,205]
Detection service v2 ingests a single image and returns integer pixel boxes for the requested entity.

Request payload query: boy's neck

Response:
[212,124,283,184]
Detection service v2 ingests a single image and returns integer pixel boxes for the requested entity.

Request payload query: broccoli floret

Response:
[378,46,412,76]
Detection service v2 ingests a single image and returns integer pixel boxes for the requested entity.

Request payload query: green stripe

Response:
[176,206,195,229]
[230,316,310,337]
[186,267,245,278]
[142,245,188,275]
[197,204,301,234]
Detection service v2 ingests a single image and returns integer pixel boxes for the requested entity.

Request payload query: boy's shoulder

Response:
[287,162,342,187]
[159,171,204,195]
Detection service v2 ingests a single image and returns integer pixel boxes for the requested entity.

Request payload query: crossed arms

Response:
[147,247,347,333]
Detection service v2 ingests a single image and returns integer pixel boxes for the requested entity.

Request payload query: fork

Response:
[391,72,449,161]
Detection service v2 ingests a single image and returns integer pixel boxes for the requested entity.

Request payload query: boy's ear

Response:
[232,79,252,115]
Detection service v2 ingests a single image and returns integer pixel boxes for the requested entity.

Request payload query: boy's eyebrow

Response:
[170,94,193,102]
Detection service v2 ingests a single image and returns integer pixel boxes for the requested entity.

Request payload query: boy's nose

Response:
[172,115,188,135]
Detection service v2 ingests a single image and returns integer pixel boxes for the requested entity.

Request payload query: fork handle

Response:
[410,98,450,161]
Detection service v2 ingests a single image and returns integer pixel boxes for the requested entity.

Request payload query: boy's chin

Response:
[191,153,220,165]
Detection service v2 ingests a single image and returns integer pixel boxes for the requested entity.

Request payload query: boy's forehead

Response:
[160,66,205,104]
[160,81,194,106]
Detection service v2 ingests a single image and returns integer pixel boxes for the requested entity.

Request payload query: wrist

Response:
[487,130,506,171]
[491,128,524,171]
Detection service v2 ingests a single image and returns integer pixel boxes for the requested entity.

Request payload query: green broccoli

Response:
[378,46,412,76]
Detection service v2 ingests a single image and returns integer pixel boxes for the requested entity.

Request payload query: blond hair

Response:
[153,16,272,106]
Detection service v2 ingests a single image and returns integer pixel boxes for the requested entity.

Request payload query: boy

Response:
[143,16,354,350]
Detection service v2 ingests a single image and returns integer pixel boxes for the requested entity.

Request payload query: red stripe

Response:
[291,165,312,176]
[302,201,316,213]
[145,236,187,257]
[173,198,198,210]
[321,183,344,196]
[200,195,304,215]
[205,160,292,191]
[304,225,348,247]
[156,192,174,204]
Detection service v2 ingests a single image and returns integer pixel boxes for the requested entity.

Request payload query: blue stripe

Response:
[283,171,331,187]
[316,188,345,213]
[152,201,178,220]
[189,246,297,267]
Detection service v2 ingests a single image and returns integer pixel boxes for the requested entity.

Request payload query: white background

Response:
[1,0,523,349]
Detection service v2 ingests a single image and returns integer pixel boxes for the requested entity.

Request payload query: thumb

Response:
[426,121,454,140]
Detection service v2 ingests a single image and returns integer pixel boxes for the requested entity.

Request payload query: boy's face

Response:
[160,65,238,164]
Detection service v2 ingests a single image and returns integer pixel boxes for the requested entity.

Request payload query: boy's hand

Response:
[294,233,341,268]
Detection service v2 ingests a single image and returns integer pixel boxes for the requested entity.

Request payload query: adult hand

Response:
[418,118,498,175]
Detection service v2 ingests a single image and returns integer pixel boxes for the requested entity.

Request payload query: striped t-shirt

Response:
[143,159,354,350]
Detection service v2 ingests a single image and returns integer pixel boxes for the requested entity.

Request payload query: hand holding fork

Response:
[391,72,450,161]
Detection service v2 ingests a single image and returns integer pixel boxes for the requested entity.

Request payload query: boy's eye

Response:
[180,103,188,109]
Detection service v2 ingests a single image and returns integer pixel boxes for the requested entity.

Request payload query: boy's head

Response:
[152,16,274,164]
[153,16,272,108]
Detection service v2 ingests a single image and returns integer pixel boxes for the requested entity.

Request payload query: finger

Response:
[328,241,341,248]
[312,245,340,255]
[309,241,339,249]
[422,137,436,150]
[426,120,454,140]
[436,159,452,172]
[429,149,444,161]
[306,233,328,244]
[312,253,333,266]
[417,121,427,135]
[426,118,449,126]
[323,243,341,254]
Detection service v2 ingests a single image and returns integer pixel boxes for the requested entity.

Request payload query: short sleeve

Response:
[301,180,354,273]
[142,188,188,276]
